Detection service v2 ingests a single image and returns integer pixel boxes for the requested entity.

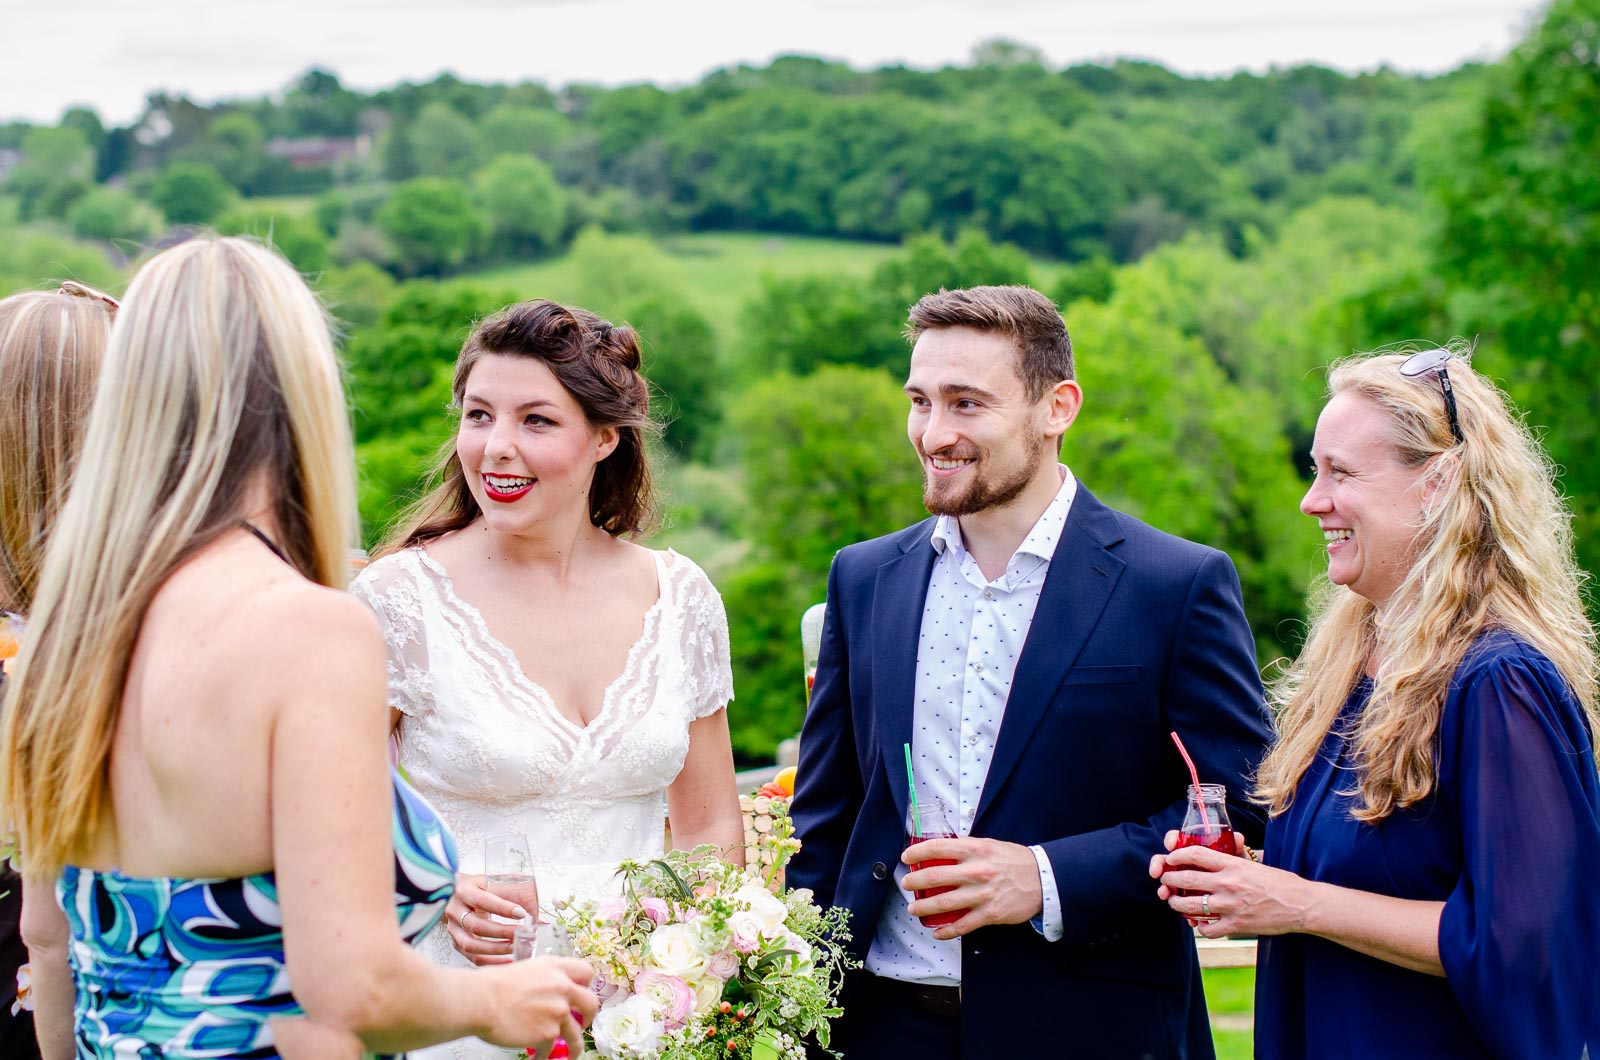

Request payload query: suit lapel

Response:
[872,523,939,828]
[973,486,1126,827]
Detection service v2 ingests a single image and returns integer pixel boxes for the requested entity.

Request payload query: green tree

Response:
[344,281,516,538]
[67,187,162,243]
[721,366,927,754]
[0,226,119,293]
[564,228,721,457]
[1428,0,1600,583]
[473,154,569,257]
[410,102,480,177]
[1064,262,1311,662]
[375,178,486,277]
[215,204,332,274]
[741,230,1036,380]
[6,125,94,218]
[479,104,574,162]
[150,161,234,225]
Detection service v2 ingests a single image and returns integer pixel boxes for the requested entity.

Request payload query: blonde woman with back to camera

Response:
[1151,345,1600,1058]
[0,237,597,1060]
[351,299,743,1060]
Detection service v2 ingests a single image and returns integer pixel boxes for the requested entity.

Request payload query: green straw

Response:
[903,743,922,837]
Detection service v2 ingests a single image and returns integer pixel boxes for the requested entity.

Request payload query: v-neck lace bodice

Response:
[350,545,732,919]
[413,547,669,736]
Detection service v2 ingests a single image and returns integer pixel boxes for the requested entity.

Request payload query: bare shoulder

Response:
[247,577,386,678]
[153,540,385,688]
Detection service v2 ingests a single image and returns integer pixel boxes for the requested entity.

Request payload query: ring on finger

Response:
[1201,894,1211,917]
[457,907,470,931]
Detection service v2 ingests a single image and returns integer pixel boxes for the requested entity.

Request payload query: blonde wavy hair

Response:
[0,283,117,612]
[0,237,358,874]
[1256,344,1599,822]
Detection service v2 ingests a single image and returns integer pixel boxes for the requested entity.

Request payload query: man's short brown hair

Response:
[905,285,1073,400]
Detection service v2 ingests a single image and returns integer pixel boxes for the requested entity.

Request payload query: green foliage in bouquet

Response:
[552,823,857,1060]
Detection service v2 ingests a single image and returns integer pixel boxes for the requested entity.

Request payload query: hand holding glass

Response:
[905,799,967,929]
[484,834,539,925]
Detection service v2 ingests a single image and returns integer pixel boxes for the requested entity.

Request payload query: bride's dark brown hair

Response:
[376,299,658,555]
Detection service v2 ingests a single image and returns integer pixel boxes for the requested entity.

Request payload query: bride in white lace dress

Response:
[351,300,743,1060]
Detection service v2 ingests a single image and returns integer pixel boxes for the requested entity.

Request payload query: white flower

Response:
[645,922,710,981]
[693,974,725,1015]
[733,883,789,931]
[592,994,664,1059]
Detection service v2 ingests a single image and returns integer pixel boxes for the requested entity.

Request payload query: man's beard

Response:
[921,434,1048,517]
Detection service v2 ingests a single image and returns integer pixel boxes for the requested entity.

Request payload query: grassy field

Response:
[471,231,901,345]
[1203,967,1255,1059]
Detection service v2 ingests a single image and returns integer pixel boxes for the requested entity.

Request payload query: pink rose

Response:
[706,950,739,981]
[635,970,695,1030]
[598,898,627,922]
[728,911,764,954]
[640,897,670,926]
[592,966,621,1002]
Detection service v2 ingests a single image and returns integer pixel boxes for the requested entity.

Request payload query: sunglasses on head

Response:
[1398,348,1464,446]
[58,281,120,312]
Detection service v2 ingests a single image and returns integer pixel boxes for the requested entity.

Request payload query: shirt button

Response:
[967,732,980,746]
[972,661,984,674]
[983,588,996,601]
[871,862,889,881]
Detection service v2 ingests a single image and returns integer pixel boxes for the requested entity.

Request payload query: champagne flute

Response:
[484,834,539,925]
[511,921,578,1059]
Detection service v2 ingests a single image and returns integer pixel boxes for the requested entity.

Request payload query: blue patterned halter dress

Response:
[57,771,457,1059]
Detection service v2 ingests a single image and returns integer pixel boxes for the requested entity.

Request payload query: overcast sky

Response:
[2,0,1547,125]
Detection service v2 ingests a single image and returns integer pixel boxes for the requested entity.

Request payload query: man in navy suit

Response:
[788,285,1272,1060]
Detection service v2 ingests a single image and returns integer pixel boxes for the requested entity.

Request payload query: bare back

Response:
[88,530,378,877]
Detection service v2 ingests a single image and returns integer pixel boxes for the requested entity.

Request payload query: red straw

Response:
[1169,731,1211,831]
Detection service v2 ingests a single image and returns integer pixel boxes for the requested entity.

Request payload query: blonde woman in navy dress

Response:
[0,238,597,1059]
[1153,347,1600,1058]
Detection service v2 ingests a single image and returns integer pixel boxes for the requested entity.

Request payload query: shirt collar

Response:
[930,465,1077,564]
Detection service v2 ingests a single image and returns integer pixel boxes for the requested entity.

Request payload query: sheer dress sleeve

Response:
[671,555,734,720]
[1436,639,1600,1058]
[348,552,433,718]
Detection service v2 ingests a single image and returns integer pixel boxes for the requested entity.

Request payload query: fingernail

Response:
[571,1008,584,1027]
[513,906,529,920]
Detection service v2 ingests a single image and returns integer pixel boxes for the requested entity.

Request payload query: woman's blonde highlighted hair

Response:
[1256,344,1599,822]
[0,285,116,612]
[0,237,357,874]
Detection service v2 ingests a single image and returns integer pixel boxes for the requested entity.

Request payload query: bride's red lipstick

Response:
[483,474,535,503]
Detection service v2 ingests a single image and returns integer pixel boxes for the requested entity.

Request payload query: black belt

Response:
[862,973,961,1020]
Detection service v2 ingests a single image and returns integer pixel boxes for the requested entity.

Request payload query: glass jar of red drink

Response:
[1173,783,1236,907]
[905,799,967,929]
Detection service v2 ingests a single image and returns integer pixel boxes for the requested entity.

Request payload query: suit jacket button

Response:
[871,862,889,881]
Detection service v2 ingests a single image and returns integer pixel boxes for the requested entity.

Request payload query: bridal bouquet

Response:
[551,809,855,1060]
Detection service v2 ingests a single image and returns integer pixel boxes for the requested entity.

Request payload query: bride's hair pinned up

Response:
[379,299,659,556]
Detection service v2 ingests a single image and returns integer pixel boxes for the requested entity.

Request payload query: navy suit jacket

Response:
[788,484,1272,1060]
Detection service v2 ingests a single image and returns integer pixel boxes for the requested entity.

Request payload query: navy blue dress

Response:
[1257,632,1600,1059]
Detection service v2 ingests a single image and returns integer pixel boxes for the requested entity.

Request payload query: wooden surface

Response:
[1197,937,1259,968]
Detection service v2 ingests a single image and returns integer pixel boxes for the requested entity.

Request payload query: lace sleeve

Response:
[671,555,734,719]
[349,554,430,718]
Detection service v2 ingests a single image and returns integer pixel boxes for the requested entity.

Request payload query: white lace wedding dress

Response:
[350,546,733,1060]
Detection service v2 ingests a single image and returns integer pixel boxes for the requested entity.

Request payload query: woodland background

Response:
[3,0,1596,761]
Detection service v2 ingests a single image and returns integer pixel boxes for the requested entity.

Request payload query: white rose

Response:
[592,994,664,1059]
[693,974,724,1015]
[645,922,709,981]
[733,883,788,931]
